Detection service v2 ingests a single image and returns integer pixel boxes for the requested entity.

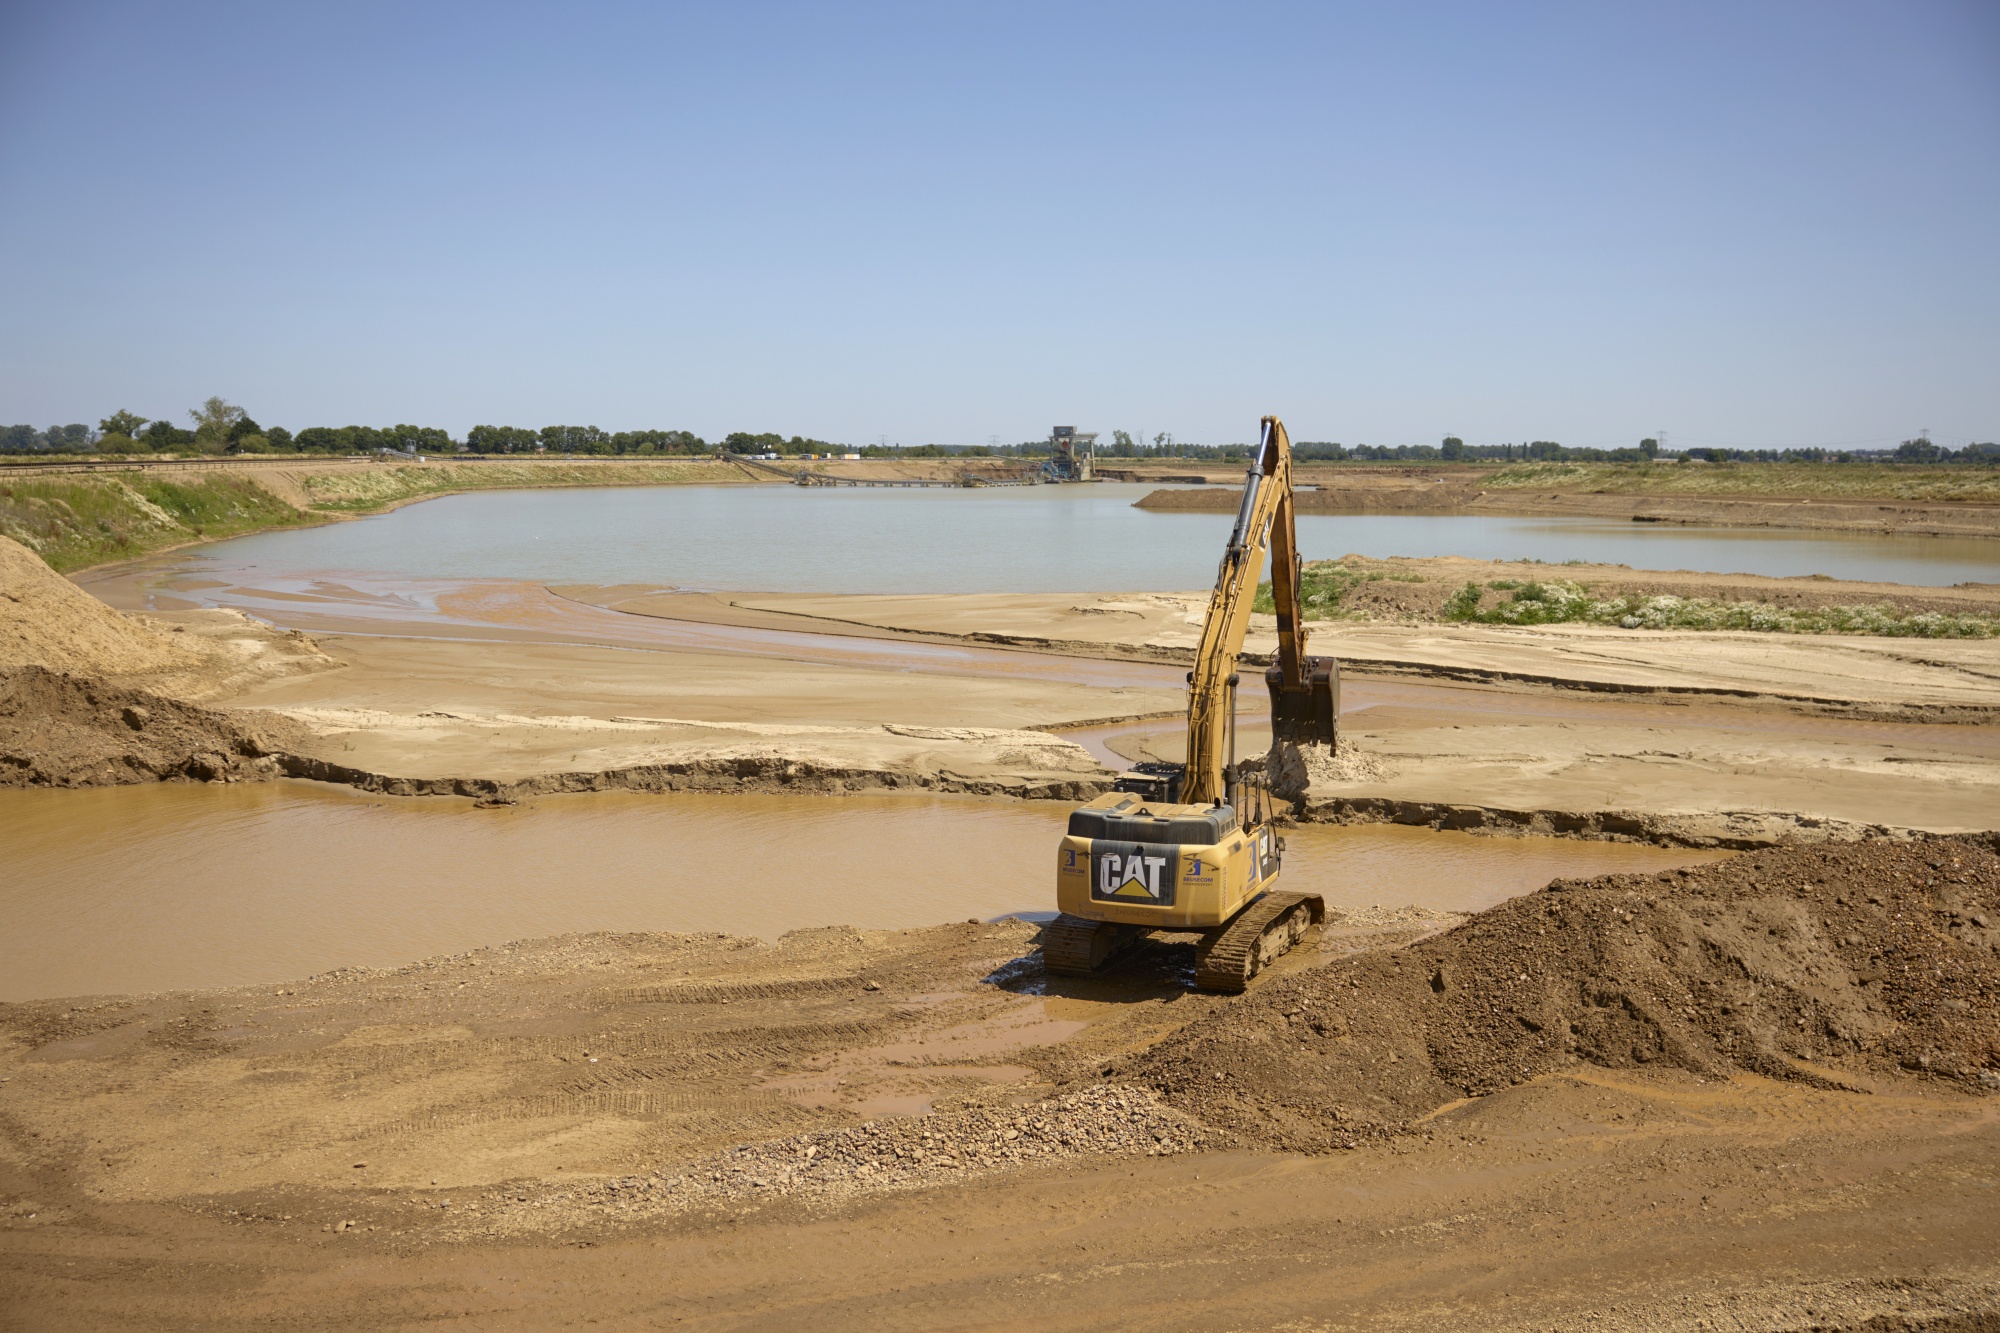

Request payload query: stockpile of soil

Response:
[0,665,306,786]
[1133,836,2000,1150]
[0,535,204,675]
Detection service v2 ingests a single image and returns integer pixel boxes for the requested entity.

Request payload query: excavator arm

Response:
[1180,416,1338,806]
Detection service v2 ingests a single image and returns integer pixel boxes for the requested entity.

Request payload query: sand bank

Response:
[200,578,2000,836]
[0,533,1982,841]
[1134,460,2000,537]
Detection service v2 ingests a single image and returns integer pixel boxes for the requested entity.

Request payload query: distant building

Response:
[1047,427,1097,481]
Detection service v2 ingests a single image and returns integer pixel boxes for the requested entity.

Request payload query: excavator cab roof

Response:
[1065,792,1238,846]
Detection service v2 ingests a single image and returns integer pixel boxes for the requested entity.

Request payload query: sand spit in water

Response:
[712,578,2000,722]
[11,538,1999,839]
[277,733,1113,802]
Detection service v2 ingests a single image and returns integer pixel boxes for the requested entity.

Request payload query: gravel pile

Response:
[1134,834,2000,1151]
[660,1083,1206,1201]
[457,1085,1209,1236]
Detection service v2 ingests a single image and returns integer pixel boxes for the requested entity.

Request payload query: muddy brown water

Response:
[0,782,1724,1000]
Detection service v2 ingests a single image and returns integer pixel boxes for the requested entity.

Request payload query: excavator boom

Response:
[1182,416,1338,805]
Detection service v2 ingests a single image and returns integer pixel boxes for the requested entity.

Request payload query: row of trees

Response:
[0,400,735,457]
[1295,436,2000,465]
[1296,438,1664,463]
[4,403,1996,465]
[3,400,293,455]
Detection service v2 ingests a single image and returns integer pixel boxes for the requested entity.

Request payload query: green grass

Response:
[1444,578,2000,639]
[0,458,742,571]
[0,475,309,572]
[1253,560,1424,619]
[294,460,726,511]
[1478,460,2000,503]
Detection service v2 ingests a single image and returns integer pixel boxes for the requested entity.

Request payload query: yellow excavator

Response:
[1046,415,1340,992]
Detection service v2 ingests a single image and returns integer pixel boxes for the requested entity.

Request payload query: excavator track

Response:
[1193,891,1325,994]
[1042,914,1146,978]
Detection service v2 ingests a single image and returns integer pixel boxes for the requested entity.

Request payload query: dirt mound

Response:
[1133,836,2000,1149]
[0,665,307,786]
[0,535,203,676]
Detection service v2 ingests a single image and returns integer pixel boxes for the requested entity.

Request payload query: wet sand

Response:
[71,554,2000,841]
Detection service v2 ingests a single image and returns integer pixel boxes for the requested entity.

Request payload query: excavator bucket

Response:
[1265,656,1339,746]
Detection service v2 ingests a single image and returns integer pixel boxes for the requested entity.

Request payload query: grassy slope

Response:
[0,459,738,572]
[0,475,312,572]
[291,459,727,510]
[1476,460,2000,503]
[1254,560,2000,638]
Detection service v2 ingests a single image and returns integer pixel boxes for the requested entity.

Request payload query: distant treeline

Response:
[1283,437,2000,465]
[3,401,1995,466]
[0,400,836,458]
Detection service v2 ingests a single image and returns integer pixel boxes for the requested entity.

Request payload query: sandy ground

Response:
[9,537,2000,1327]
[4,838,1998,1330]
[232,632,1139,799]
[7,533,1995,834]
[584,582,2000,840]
[33,547,1993,835]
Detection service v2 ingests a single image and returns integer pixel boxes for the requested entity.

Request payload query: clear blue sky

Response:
[2,1,1995,449]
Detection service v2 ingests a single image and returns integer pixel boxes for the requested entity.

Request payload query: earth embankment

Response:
[0,457,760,571]
[1136,467,2000,537]
[0,666,305,787]
[0,535,331,786]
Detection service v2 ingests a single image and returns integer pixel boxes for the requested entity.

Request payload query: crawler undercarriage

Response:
[1043,890,1326,993]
